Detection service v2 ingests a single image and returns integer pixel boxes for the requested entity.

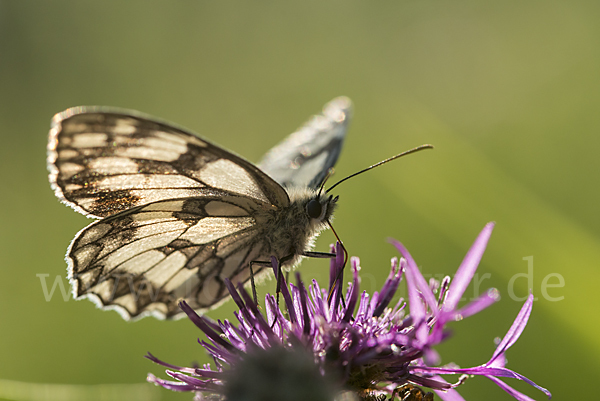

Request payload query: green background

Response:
[1,1,597,400]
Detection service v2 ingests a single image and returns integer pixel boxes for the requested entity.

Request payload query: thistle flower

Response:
[147,223,551,401]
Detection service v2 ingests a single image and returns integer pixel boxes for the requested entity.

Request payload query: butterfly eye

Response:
[306,199,323,219]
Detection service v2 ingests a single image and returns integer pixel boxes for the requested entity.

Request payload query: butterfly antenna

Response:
[318,168,336,197]
[325,144,434,193]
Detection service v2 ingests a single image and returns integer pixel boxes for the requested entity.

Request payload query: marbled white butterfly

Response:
[48,98,353,320]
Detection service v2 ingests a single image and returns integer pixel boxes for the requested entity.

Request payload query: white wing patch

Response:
[143,251,189,286]
[179,217,255,244]
[57,162,85,179]
[113,145,186,162]
[204,201,248,216]
[88,157,141,174]
[98,231,183,269]
[162,267,198,293]
[197,159,269,202]
[94,174,204,191]
[76,223,112,246]
[141,200,185,212]
[115,251,166,275]
[69,133,108,148]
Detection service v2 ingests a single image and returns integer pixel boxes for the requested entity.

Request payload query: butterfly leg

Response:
[303,251,347,306]
[303,251,336,258]
[248,255,292,317]
[307,246,349,309]
[262,252,300,328]
[276,253,294,300]
[302,250,348,309]
[249,260,273,306]
[272,251,336,310]
[251,251,337,328]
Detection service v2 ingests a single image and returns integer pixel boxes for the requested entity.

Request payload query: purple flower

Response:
[147,223,551,401]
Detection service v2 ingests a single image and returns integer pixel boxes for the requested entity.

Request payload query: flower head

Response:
[147,223,551,400]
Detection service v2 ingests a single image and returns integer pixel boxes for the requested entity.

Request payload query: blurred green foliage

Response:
[0,1,598,400]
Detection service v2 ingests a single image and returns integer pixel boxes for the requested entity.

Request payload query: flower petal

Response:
[389,240,439,316]
[444,223,495,310]
[486,375,542,401]
[488,293,534,365]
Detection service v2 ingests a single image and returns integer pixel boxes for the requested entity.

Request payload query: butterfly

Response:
[47,97,352,320]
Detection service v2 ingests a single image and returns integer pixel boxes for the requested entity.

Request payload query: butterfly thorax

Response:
[255,187,337,268]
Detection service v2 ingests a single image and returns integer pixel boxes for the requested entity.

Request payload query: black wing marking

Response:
[68,196,272,320]
[258,97,352,189]
[48,107,289,218]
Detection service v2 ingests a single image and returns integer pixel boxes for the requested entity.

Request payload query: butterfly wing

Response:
[258,97,352,189]
[69,196,272,320]
[48,107,289,218]
[48,107,292,319]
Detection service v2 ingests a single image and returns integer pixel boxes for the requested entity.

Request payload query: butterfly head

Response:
[306,193,338,225]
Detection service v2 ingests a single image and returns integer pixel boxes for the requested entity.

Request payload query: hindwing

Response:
[69,196,273,319]
[258,97,351,189]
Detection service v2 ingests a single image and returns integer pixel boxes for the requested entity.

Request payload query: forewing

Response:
[68,196,270,320]
[258,97,352,189]
[48,107,289,218]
